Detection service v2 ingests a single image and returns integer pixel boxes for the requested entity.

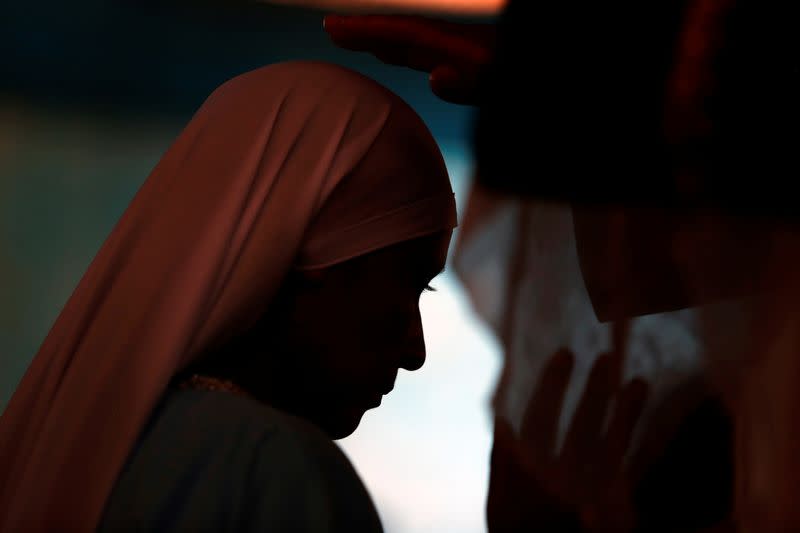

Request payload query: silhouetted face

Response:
[244,232,450,439]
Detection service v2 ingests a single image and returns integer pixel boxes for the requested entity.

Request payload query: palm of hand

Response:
[323,14,494,105]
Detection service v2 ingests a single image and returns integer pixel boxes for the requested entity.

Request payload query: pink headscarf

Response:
[0,60,457,532]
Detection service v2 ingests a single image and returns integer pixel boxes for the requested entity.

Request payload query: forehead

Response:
[330,232,451,280]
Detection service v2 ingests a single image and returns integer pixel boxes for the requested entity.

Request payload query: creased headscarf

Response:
[0,60,457,532]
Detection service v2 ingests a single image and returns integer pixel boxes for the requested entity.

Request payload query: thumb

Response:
[492,417,518,451]
[491,417,522,472]
[488,417,524,527]
[430,65,479,106]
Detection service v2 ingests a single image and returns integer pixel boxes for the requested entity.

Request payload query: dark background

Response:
[1,1,485,145]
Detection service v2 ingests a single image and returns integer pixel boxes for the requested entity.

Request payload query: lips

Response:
[380,374,397,395]
[362,383,392,409]
[360,373,396,408]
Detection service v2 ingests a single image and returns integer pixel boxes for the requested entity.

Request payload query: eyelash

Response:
[423,284,437,292]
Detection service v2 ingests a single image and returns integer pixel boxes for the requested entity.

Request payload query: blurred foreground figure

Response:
[326,2,798,531]
[0,61,458,532]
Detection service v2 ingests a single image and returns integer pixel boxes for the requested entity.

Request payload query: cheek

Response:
[284,291,376,356]
[359,295,423,347]
[285,286,422,363]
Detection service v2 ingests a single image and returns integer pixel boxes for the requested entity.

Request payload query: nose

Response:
[399,307,426,371]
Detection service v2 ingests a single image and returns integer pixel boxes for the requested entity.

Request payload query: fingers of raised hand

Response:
[604,377,649,467]
[323,14,491,68]
[520,348,574,464]
[324,14,450,44]
[560,353,620,465]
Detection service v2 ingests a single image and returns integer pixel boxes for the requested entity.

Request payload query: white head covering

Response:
[0,60,456,532]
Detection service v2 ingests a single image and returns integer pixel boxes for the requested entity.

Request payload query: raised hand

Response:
[487,346,649,532]
[323,14,495,105]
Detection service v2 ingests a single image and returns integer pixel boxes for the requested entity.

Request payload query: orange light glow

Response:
[262,0,505,15]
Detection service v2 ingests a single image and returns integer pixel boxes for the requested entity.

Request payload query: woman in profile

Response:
[0,60,458,531]
[0,59,650,533]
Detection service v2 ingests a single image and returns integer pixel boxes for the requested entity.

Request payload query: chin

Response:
[317,407,365,440]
